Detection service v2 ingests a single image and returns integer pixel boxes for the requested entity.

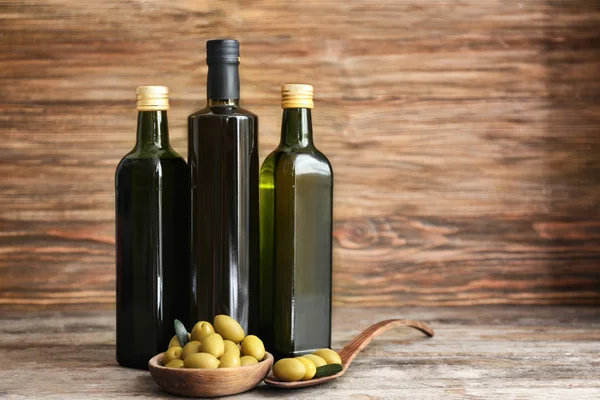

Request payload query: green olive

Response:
[168,335,180,349]
[165,359,184,368]
[162,346,182,365]
[297,357,317,380]
[190,321,215,342]
[181,340,202,360]
[213,315,245,344]
[168,333,190,349]
[240,356,258,366]
[303,354,327,368]
[273,358,306,382]
[183,352,220,369]
[218,352,241,368]
[199,333,225,358]
[240,335,265,361]
[223,340,240,356]
[313,348,342,365]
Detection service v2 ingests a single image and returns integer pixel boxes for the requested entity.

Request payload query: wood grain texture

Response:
[1,307,599,399]
[1,0,600,308]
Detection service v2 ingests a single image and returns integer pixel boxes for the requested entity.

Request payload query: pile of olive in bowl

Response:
[161,315,266,369]
[272,348,342,382]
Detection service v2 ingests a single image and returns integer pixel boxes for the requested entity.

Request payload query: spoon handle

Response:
[338,319,434,368]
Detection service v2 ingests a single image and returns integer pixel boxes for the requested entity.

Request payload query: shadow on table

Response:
[133,374,178,397]
[132,375,335,398]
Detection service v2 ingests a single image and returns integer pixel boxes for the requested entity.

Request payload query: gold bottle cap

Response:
[136,86,169,111]
[281,84,314,109]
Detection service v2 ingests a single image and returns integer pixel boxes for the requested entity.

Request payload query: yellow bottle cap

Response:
[281,84,314,109]
[136,86,169,111]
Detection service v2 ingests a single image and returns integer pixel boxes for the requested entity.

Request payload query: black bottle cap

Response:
[206,39,240,64]
[206,39,240,100]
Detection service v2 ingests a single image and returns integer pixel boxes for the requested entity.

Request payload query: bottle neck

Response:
[135,110,170,150]
[280,108,314,148]
[207,61,240,103]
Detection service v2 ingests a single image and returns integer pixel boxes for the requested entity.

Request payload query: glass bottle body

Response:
[260,108,333,358]
[116,110,190,369]
[188,101,259,334]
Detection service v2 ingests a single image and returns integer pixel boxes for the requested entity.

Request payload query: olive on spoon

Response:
[264,319,434,388]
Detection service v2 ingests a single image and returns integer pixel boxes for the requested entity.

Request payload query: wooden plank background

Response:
[1,0,600,309]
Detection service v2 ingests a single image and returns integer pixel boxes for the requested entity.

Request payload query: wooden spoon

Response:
[264,319,434,388]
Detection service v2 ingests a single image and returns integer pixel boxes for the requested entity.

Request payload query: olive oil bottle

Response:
[259,84,333,358]
[115,86,190,369]
[188,40,259,334]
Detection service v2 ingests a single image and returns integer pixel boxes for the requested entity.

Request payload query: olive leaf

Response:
[174,319,190,347]
[313,363,343,378]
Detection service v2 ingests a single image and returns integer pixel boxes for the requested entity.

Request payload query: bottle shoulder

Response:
[120,146,184,160]
[309,148,332,169]
[268,147,333,177]
[116,151,186,172]
[236,106,258,118]
[270,146,331,163]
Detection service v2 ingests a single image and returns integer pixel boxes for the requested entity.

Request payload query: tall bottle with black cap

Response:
[115,86,190,369]
[188,40,259,334]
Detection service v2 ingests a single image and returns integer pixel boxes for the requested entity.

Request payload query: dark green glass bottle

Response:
[260,84,333,358]
[115,86,190,370]
[188,40,259,334]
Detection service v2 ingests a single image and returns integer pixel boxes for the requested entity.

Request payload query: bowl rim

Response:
[149,351,274,371]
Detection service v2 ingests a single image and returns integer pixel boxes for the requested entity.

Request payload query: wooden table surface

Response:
[0,306,598,399]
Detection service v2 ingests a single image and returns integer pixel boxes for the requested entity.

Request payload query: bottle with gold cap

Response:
[115,86,190,369]
[259,84,333,358]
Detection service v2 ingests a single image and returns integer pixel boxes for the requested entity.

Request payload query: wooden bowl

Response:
[148,352,274,397]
